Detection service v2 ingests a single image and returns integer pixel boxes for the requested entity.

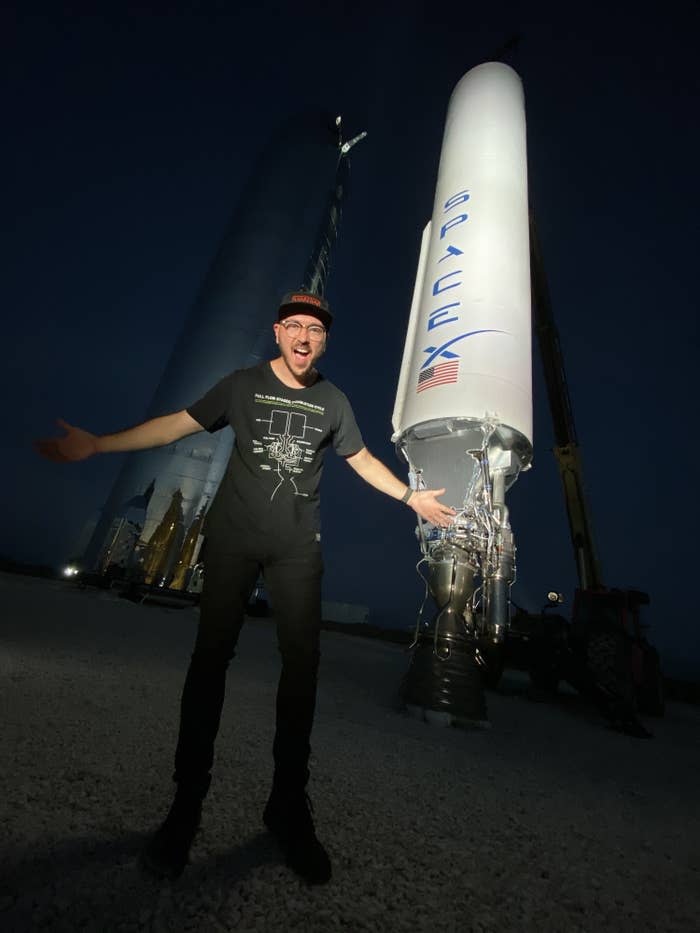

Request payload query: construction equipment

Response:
[485,216,664,726]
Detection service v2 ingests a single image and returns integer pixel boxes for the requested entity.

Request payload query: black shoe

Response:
[263,790,332,885]
[140,795,202,880]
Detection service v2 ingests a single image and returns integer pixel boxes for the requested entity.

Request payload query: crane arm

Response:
[529,213,603,590]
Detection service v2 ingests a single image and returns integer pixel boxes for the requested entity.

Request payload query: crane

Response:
[529,215,602,591]
[494,215,665,731]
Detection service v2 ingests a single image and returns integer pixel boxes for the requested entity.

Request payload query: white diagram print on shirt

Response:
[255,409,323,500]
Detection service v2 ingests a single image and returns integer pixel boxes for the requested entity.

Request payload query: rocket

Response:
[392,63,532,726]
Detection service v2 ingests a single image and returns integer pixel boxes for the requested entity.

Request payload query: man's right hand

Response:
[34,410,204,461]
[34,419,99,463]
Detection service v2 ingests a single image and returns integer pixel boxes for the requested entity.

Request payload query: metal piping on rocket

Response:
[485,468,515,645]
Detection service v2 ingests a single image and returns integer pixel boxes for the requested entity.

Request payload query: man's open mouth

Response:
[293,346,310,362]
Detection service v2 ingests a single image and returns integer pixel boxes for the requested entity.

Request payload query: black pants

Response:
[173,532,323,798]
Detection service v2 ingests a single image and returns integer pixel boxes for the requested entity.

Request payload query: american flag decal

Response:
[417,360,460,393]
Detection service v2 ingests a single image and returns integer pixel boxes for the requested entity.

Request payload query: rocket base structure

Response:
[80,113,364,588]
[392,63,532,726]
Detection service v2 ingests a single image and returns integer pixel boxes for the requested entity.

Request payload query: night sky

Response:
[4,2,699,678]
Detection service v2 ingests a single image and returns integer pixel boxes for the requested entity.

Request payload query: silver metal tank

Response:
[82,113,362,573]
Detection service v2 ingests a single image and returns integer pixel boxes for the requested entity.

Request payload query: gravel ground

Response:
[1,571,699,932]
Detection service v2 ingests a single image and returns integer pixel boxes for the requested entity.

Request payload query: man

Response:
[36,290,455,885]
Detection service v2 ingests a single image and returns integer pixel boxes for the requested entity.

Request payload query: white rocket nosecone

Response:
[392,62,532,506]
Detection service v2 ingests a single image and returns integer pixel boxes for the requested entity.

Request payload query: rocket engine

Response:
[392,63,533,726]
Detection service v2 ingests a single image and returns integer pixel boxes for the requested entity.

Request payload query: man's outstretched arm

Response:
[34,410,204,463]
[344,447,456,528]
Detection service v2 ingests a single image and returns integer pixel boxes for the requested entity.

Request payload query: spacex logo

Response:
[415,186,504,393]
[421,329,504,369]
[417,328,505,394]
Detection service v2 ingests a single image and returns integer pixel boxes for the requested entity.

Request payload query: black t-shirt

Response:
[187,362,364,545]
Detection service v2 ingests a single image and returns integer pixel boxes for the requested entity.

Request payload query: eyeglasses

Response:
[279,320,326,340]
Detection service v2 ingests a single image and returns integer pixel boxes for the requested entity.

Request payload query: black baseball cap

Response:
[278,290,333,331]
